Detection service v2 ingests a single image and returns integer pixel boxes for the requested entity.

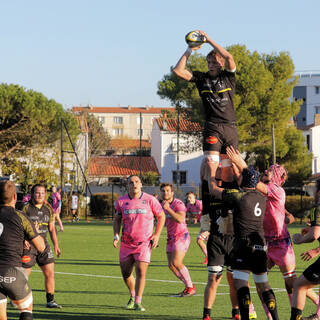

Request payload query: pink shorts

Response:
[267,237,296,267]
[166,233,190,253]
[119,241,152,263]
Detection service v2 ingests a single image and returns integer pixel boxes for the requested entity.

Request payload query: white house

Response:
[301,114,320,179]
[151,117,203,186]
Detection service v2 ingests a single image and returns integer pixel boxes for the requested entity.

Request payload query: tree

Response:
[85,113,111,156]
[0,83,79,184]
[157,46,312,182]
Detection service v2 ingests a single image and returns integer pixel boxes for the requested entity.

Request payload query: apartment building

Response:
[72,105,174,140]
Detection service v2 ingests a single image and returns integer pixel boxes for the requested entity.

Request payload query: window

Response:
[137,129,143,136]
[172,171,187,184]
[137,116,143,125]
[315,106,320,114]
[306,134,310,151]
[113,116,123,124]
[98,116,105,124]
[112,128,123,136]
[316,87,320,94]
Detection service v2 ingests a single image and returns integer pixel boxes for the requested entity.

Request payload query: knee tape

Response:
[252,273,268,283]
[208,265,223,276]
[283,269,296,279]
[233,270,250,282]
[13,294,33,310]
[0,298,7,305]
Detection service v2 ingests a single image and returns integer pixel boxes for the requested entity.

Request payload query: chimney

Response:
[315,114,320,126]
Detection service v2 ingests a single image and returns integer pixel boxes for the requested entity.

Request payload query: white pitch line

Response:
[32,270,287,293]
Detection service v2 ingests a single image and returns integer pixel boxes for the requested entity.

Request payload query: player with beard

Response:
[22,184,62,309]
[113,175,165,312]
[173,30,238,193]
[160,183,195,297]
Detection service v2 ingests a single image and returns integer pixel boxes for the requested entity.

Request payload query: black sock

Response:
[290,307,303,320]
[20,311,33,320]
[237,286,251,320]
[203,308,211,318]
[262,289,279,320]
[46,292,54,303]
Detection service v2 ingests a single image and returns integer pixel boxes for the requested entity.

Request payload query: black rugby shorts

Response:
[207,234,234,267]
[303,257,320,284]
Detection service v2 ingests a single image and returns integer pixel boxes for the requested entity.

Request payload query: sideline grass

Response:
[8,222,319,319]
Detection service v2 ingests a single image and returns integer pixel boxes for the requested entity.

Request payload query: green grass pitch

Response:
[7,222,319,319]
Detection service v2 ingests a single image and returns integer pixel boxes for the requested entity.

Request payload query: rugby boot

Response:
[249,311,257,319]
[125,296,135,310]
[134,303,146,311]
[203,316,211,320]
[46,300,62,308]
[202,257,208,265]
[180,285,196,297]
[302,314,320,320]
[232,308,241,320]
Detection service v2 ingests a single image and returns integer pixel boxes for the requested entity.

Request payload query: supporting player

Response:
[22,184,62,308]
[173,30,238,193]
[0,180,45,320]
[290,195,320,320]
[210,151,280,320]
[160,183,196,297]
[113,175,165,312]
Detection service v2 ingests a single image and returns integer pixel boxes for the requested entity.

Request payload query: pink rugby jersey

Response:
[263,183,290,240]
[163,198,188,238]
[115,193,163,244]
[186,199,202,215]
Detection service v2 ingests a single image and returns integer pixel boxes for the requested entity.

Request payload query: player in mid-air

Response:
[173,30,238,190]
[113,175,165,312]
[160,183,196,297]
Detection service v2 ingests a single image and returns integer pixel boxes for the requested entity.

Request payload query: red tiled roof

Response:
[110,139,151,149]
[88,156,159,177]
[72,106,174,114]
[155,118,202,133]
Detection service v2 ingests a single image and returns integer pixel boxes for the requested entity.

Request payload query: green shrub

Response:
[90,193,120,218]
[286,195,315,217]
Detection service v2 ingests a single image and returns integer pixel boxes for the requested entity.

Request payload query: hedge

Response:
[286,195,315,218]
[89,193,120,218]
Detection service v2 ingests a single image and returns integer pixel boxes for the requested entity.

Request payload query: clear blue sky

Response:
[1,0,319,110]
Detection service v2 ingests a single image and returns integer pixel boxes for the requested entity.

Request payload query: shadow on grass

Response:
[55,258,119,267]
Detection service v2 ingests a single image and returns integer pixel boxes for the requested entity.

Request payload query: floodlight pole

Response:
[272,124,276,165]
[176,107,180,189]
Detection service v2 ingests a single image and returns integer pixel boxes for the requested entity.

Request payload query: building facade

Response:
[72,105,174,140]
[293,71,320,128]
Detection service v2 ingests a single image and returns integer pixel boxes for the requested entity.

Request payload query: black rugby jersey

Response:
[191,70,236,124]
[222,189,266,242]
[0,205,38,267]
[22,201,54,238]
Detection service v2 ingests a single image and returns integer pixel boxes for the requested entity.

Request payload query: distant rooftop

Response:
[73,105,174,114]
[294,71,320,78]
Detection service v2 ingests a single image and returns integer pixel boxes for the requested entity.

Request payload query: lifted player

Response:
[174,30,238,190]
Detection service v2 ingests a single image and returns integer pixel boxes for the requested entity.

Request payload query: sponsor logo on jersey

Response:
[22,256,31,263]
[124,208,147,215]
[0,276,16,283]
[206,136,218,144]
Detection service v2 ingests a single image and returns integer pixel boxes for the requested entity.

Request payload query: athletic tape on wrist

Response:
[207,154,220,163]
[221,159,231,168]
[186,47,192,55]
[114,234,119,241]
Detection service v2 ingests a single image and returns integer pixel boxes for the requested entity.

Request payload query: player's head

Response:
[31,184,46,205]
[0,180,17,205]
[206,50,224,75]
[51,186,57,193]
[160,183,174,201]
[186,191,196,204]
[241,166,260,189]
[265,164,287,186]
[127,175,142,195]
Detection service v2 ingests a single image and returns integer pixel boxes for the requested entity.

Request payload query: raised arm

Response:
[173,48,195,81]
[198,30,236,71]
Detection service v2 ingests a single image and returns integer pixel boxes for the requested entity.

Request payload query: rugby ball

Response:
[185,31,206,48]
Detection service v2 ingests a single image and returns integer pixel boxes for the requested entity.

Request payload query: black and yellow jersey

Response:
[0,205,38,267]
[22,201,54,238]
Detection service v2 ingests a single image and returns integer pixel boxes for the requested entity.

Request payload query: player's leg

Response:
[55,209,64,232]
[226,269,240,320]
[203,266,223,320]
[253,273,279,320]
[134,261,149,311]
[233,270,251,320]
[12,292,33,320]
[120,255,135,308]
[0,297,7,320]
[197,231,209,264]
